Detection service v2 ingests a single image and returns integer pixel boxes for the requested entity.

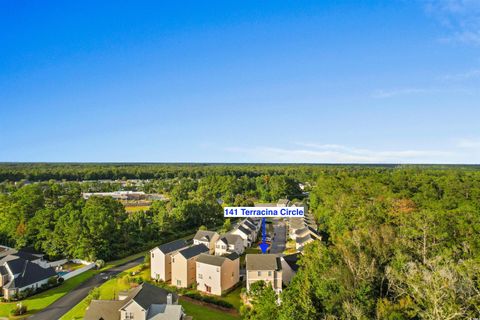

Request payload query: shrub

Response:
[58,277,65,284]
[95,259,105,269]
[183,292,234,309]
[10,303,27,316]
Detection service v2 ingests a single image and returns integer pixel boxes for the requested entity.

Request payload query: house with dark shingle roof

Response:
[280,253,301,285]
[150,239,188,282]
[171,244,209,288]
[296,234,314,251]
[196,252,240,295]
[215,233,244,256]
[84,282,187,320]
[0,255,57,300]
[193,230,219,254]
[246,254,283,294]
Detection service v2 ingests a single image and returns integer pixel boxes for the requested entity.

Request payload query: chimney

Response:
[167,293,173,305]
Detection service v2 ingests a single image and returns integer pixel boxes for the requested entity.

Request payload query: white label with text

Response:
[223,206,304,217]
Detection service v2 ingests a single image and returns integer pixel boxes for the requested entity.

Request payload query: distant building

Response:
[196,252,240,295]
[150,240,189,282]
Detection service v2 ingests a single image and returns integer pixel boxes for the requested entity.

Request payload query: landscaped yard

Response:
[179,298,241,320]
[0,269,96,319]
[220,286,243,310]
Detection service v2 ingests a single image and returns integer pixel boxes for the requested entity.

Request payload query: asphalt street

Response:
[269,218,286,254]
[29,257,144,320]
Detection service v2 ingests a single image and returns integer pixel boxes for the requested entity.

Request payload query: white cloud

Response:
[425,0,480,45]
[371,88,433,99]
[226,143,455,164]
[440,68,480,81]
[456,138,480,148]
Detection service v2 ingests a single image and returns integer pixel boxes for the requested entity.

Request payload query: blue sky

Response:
[1,0,480,163]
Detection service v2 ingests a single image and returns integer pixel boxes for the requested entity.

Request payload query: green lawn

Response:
[179,298,241,320]
[0,270,95,319]
[220,286,243,310]
[61,264,150,320]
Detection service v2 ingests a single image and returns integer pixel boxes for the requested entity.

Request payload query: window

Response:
[216,268,219,272]
[268,271,272,276]
[125,312,134,319]
[198,274,203,279]
[151,253,154,258]
[177,279,181,286]
[257,271,261,276]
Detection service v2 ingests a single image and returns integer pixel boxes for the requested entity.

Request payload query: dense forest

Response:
[1,163,480,318]
[246,168,480,320]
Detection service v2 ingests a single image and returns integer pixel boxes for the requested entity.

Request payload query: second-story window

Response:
[268,271,272,276]
[257,271,261,276]
[198,274,203,279]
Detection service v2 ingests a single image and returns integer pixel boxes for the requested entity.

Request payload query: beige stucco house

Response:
[246,254,283,295]
[150,239,188,282]
[171,244,209,289]
[215,233,244,256]
[196,252,240,296]
[193,230,220,254]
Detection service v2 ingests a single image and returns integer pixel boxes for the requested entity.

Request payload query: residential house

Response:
[246,254,283,295]
[150,239,189,282]
[171,244,209,288]
[296,234,314,251]
[196,252,240,295]
[215,234,244,256]
[280,253,300,285]
[277,199,290,207]
[84,282,188,320]
[241,220,258,241]
[231,225,254,247]
[0,253,57,299]
[193,230,219,254]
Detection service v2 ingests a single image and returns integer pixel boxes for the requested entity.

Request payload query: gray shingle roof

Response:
[237,225,251,235]
[242,220,256,231]
[246,254,281,271]
[296,234,312,244]
[84,300,124,320]
[194,230,217,242]
[196,252,239,267]
[127,282,178,310]
[177,244,209,259]
[5,259,56,288]
[218,233,242,246]
[156,239,188,254]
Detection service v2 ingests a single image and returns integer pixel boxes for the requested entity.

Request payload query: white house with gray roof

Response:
[150,239,189,282]
[215,233,244,256]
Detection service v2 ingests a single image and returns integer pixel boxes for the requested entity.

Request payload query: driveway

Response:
[29,257,144,320]
[269,219,286,254]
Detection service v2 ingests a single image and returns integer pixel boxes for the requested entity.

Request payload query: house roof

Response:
[282,253,301,272]
[296,234,312,244]
[242,220,256,231]
[277,199,290,205]
[246,254,281,271]
[125,282,178,310]
[85,300,124,320]
[246,217,258,225]
[4,259,56,289]
[254,203,277,207]
[156,239,188,255]
[237,225,251,235]
[0,265,7,276]
[85,283,178,320]
[147,304,183,320]
[196,252,239,267]
[194,230,218,242]
[18,247,44,256]
[177,244,209,259]
[218,233,242,246]
[294,227,309,236]
[13,251,42,261]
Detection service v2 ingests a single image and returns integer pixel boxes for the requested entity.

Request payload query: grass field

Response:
[219,286,243,310]
[124,205,150,213]
[179,298,241,320]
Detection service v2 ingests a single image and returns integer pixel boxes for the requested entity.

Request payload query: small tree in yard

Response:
[95,259,105,269]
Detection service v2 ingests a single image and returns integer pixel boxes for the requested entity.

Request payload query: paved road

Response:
[30,257,144,320]
[270,219,286,254]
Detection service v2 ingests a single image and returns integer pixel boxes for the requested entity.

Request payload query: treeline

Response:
[0,170,304,261]
[246,168,480,320]
[0,163,325,182]
[0,182,223,261]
